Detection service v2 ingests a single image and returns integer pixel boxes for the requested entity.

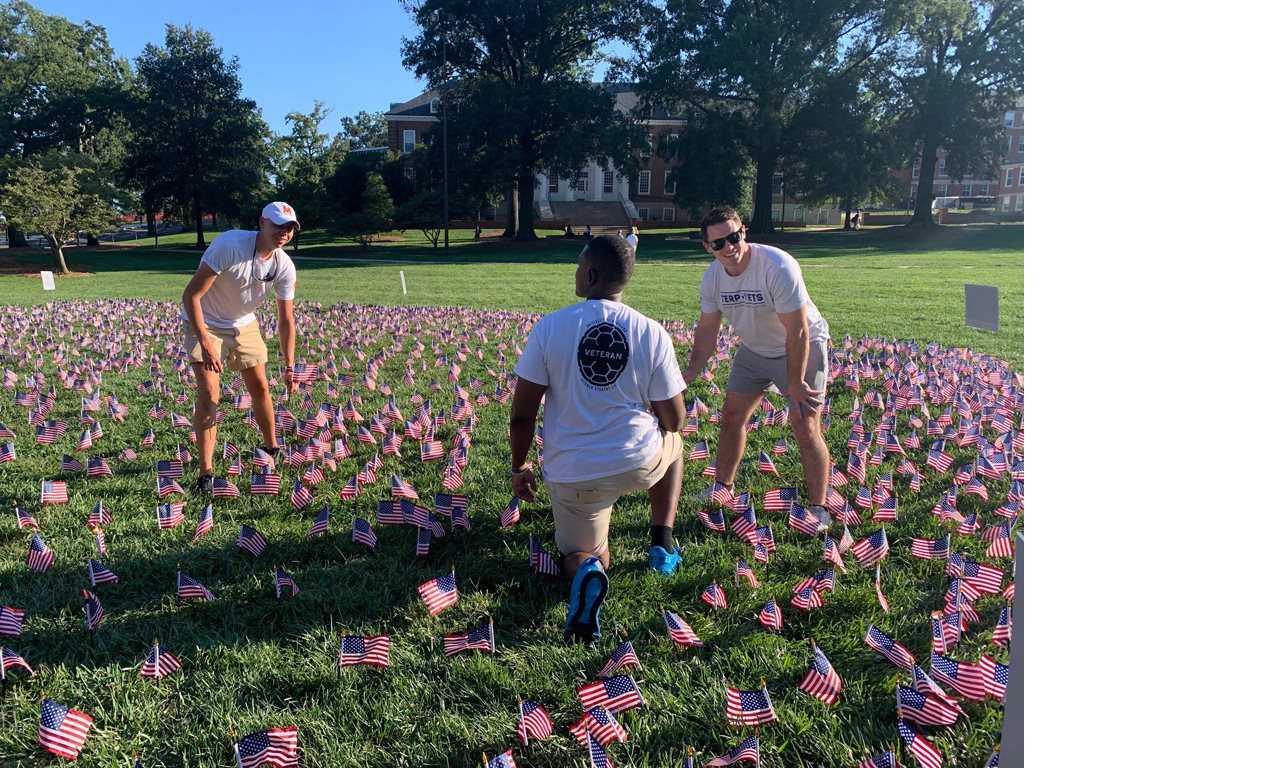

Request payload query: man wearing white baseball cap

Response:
[180,202,302,493]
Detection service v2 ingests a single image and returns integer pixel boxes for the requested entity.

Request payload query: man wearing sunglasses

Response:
[682,207,833,528]
[180,202,301,493]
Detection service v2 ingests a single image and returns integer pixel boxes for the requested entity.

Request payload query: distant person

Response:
[509,234,687,643]
[852,209,862,230]
[682,206,833,528]
[625,226,639,252]
[474,224,482,241]
[584,225,593,238]
[180,202,301,493]
[564,223,574,237]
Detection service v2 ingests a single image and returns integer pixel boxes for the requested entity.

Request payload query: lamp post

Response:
[434,12,450,253]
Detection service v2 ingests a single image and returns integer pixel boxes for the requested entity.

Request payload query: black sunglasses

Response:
[707,227,745,251]
[252,258,278,282]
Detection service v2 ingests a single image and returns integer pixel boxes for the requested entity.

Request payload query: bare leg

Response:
[647,450,683,530]
[791,405,831,507]
[564,546,610,576]
[241,364,278,449]
[713,391,764,488]
[193,366,221,476]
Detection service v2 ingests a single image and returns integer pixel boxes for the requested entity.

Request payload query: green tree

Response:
[276,101,350,232]
[895,0,1023,227]
[0,0,130,245]
[338,110,388,150]
[0,159,115,273]
[123,24,271,246]
[635,0,902,233]
[665,112,754,220]
[400,0,647,240]
[330,170,394,248]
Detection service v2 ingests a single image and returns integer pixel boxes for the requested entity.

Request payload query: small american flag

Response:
[929,652,987,701]
[992,605,1011,648]
[865,624,916,669]
[851,527,889,568]
[730,507,758,543]
[896,685,959,726]
[595,640,641,678]
[962,559,1004,595]
[2,645,34,677]
[980,654,1009,699]
[289,480,313,510]
[787,503,820,537]
[352,517,377,550]
[418,572,458,615]
[790,583,824,611]
[62,454,85,473]
[15,505,38,529]
[758,598,783,630]
[86,457,113,478]
[705,735,759,766]
[307,508,330,539]
[0,442,14,463]
[486,751,516,768]
[871,497,898,522]
[897,719,942,768]
[755,525,776,553]
[856,752,896,768]
[234,727,299,768]
[27,534,55,572]
[578,674,644,714]
[156,459,183,478]
[140,643,183,679]
[500,496,520,528]
[823,535,846,573]
[81,589,103,630]
[701,582,727,609]
[529,536,560,576]
[41,480,69,504]
[38,698,93,760]
[340,634,391,668]
[275,567,299,598]
[734,559,759,589]
[433,492,469,516]
[570,705,627,746]
[238,525,267,558]
[762,487,797,511]
[663,609,704,648]
[757,452,777,474]
[177,572,215,601]
[798,643,842,705]
[586,732,614,768]
[156,476,184,498]
[688,440,709,460]
[0,605,25,636]
[156,502,186,529]
[518,698,555,743]
[875,565,890,613]
[910,534,950,560]
[390,475,419,500]
[697,507,726,532]
[250,471,281,495]
[443,621,494,658]
[88,558,119,585]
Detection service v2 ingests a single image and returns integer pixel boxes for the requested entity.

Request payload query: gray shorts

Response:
[727,342,828,406]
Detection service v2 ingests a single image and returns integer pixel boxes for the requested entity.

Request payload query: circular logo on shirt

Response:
[577,321,630,388]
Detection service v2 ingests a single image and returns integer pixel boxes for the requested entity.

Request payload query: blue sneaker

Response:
[648,545,683,576]
[564,557,609,643]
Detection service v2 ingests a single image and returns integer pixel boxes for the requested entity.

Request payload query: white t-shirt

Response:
[699,242,829,357]
[515,299,685,483]
[180,230,297,329]
[625,233,639,251]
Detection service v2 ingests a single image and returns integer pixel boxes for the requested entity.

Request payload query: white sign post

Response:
[400,271,407,295]
[40,271,55,291]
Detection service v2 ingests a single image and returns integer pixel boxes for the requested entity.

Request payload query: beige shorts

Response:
[546,430,683,558]
[184,320,269,372]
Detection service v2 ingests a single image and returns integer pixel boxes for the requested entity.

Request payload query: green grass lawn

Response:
[0,225,1021,766]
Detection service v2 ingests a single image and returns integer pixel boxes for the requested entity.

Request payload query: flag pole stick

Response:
[516,695,527,747]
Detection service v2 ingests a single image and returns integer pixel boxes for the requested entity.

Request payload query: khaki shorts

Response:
[183,320,269,372]
[546,430,683,558]
[727,341,828,407]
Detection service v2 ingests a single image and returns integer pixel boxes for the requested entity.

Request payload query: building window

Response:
[937,159,946,175]
[912,165,919,178]
[665,133,680,156]
[638,207,650,221]
[402,129,416,153]
[1018,134,1024,153]
[662,207,675,222]
[638,170,651,195]
[1002,196,1012,211]
[575,171,588,193]
[1007,135,1013,153]
[548,174,559,194]
[773,174,784,197]
[910,184,918,199]
[1018,167,1025,186]
[1015,194,1023,211]
[1004,110,1015,128]
[771,206,782,221]
[962,184,972,197]
[663,171,676,196]
[978,184,989,196]
[817,209,829,225]
[404,166,416,181]
[936,184,948,196]
[794,208,806,223]
[1005,168,1016,187]
[482,206,497,220]
[603,171,614,194]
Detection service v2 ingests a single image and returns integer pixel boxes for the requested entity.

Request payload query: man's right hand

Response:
[198,334,222,373]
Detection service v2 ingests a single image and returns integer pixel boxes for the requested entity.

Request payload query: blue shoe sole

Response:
[565,567,608,642]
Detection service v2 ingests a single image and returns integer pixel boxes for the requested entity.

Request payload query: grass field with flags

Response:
[0,225,1022,767]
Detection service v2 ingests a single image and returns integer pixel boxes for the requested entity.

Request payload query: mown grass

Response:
[0,226,1021,766]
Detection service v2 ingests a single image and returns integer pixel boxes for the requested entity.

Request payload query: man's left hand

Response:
[788,379,824,416]
[283,367,298,394]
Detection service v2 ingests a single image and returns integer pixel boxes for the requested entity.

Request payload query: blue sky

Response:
[36,0,431,138]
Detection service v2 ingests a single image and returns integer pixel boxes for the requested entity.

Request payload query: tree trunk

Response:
[750,154,776,234]
[514,173,538,241]
[907,143,940,228]
[843,198,853,230]
[501,186,516,238]
[146,210,157,238]
[193,193,206,247]
[52,240,70,274]
[7,225,28,248]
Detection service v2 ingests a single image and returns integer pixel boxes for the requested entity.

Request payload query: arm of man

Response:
[277,298,296,393]
[681,310,722,384]
[778,308,822,415]
[651,392,686,434]
[181,263,223,373]
[508,375,547,501]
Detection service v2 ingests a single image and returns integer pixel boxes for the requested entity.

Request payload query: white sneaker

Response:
[808,505,833,533]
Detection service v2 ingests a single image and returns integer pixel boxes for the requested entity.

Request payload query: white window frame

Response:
[402,129,416,154]
[978,184,989,196]
[603,171,614,194]
[430,98,440,114]
[548,174,559,194]
[663,171,676,196]
[1018,134,1024,153]
[817,209,829,225]
[1005,168,1016,187]
[662,207,675,222]
[665,133,680,155]
[1015,194,1024,211]
[936,184,948,196]
[637,170,651,195]
[1004,111,1015,128]
[772,173,784,197]
[1018,167,1025,187]
[575,171,588,193]
[962,184,972,197]
[637,207,650,221]
[1002,195,1012,211]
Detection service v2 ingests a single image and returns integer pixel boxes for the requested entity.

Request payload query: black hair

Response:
[700,207,744,240]
[583,234,635,287]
